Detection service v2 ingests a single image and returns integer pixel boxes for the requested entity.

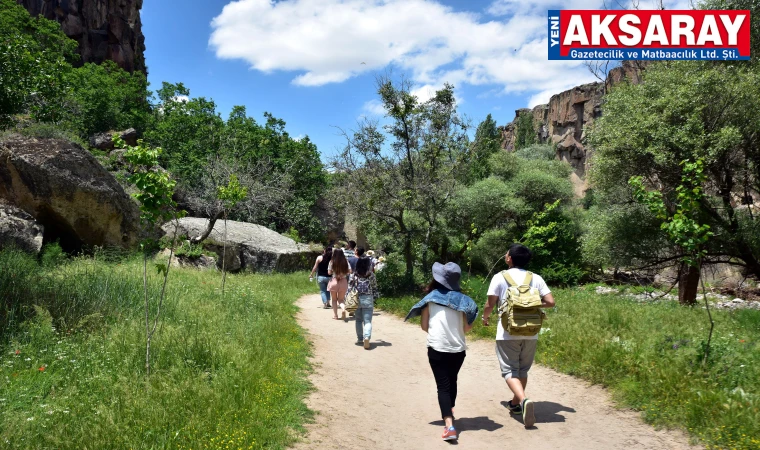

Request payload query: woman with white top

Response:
[407,262,478,442]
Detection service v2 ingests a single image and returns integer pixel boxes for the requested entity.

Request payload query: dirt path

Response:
[293,294,699,449]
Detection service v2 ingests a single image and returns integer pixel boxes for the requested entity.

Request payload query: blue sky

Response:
[140,0,683,162]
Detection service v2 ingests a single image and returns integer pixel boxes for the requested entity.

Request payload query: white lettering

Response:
[697,15,722,45]
[563,15,589,46]
[592,14,617,45]
[671,15,695,45]
[719,14,745,45]
[643,15,668,45]
[618,14,641,46]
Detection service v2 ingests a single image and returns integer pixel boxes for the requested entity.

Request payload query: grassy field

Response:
[0,249,316,449]
[376,277,760,450]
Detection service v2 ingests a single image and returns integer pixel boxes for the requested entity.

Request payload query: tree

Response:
[514,110,537,150]
[0,0,75,127]
[333,77,469,285]
[467,114,502,182]
[589,60,760,303]
[115,135,185,377]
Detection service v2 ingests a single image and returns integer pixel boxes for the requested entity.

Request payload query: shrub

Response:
[514,144,556,161]
[375,253,415,296]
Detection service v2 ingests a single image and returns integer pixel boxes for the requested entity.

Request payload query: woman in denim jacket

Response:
[407,262,477,442]
[350,257,380,349]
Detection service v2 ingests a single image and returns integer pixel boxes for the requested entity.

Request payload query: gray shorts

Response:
[495,340,538,380]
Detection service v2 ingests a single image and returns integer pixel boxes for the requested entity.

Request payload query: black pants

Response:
[428,347,466,419]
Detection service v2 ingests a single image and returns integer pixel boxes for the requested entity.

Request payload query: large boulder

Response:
[162,218,321,273]
[0,200,44,253]
[89,128,138,150]
[0,135,141,252]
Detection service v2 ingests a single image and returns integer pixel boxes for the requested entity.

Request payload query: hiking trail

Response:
[293,294,699,449]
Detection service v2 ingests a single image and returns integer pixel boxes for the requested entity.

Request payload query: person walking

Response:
[350,256,380,349]
[328,248,351,320]
[405,262,478,442]
[309,246,333,309]
[480,243,555,428]
[343,240,357,258]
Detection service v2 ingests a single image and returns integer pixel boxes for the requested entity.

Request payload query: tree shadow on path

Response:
[500,401,576,425]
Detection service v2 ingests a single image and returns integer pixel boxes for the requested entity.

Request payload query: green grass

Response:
[0,250,317,449]
[376,277,760,450]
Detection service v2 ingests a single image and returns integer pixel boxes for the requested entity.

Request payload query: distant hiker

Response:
[350,256,380,349]
[365,250,377,271]
[347,247,364,275]
[374,255,387,272]
[328,248,352,320]
[405,262,478,442]
[344,240,357,258]
[309,246,333,309]
[481,243,555,428]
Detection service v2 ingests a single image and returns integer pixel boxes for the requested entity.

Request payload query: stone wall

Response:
[18,0,146,74]
[500,61,648,195]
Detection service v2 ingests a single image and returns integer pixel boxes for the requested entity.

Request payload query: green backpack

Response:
[497,271,546,336]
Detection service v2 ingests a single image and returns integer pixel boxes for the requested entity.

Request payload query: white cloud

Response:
[362,99,386,116]
[210,0,695,108]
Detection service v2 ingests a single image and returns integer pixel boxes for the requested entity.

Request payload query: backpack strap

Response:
[524,271,533,287]
[501,270,519,287]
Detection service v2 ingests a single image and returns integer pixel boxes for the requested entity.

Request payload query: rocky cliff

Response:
[500,61,647,195]
[18,0,146,74]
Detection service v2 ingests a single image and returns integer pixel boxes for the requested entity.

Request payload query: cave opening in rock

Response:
[35,207,83,254]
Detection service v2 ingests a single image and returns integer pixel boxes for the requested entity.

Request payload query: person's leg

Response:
[331,290,339,318]
[355,307,364,341]
[428,348,455,428]
[317,277,330,306]
[447,351,466,414]
[337,286,347,319]
[363,307,373,339]
[496,341,526,403]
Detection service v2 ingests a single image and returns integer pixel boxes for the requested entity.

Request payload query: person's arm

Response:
[463,312,474,333]
[420,305,429,332]
[309,256,322,278]
[327,261,333,276]
[541,293,555,308]
[481,295,499,327]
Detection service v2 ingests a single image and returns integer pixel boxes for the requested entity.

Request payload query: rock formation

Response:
[0,200,44,253]
[18,0,146,74]
[0,135,141,252]
[162,218,322,273]
[500,61,648,195]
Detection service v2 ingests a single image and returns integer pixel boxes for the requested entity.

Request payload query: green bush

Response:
[376,253,415,296]
[40,242,66,268]
[514,144,556,160]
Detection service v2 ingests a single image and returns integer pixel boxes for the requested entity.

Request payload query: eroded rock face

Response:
[18,0,146,74]
[500,61,648,195]
[0,135,141,251]
[162,218,321,273]
[0,200,44,253]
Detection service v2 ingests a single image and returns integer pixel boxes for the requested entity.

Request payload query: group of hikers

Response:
[310,241,555,442]
[309,240,383,349]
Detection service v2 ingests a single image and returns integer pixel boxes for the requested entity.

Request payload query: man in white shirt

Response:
[481,244,555,428]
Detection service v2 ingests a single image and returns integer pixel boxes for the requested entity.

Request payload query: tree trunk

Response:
[404,232,414,285]
[678,263,700,305]
[191,210,224,244]
[421,225,432,275]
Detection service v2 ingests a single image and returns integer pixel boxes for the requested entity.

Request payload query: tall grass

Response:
[376,277,760,450]
[0,249,316,449]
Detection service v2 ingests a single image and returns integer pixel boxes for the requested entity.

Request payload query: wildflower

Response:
[38,366,46,372]
[14,350,20,355]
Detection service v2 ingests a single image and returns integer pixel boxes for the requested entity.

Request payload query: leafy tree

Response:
[589,61,760,299]
[115,135,185,377]
[334,77,469,285]
[0,0,75,127]
[63,61,151,137]
[514,110,537,149]
[467,114,502,182]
